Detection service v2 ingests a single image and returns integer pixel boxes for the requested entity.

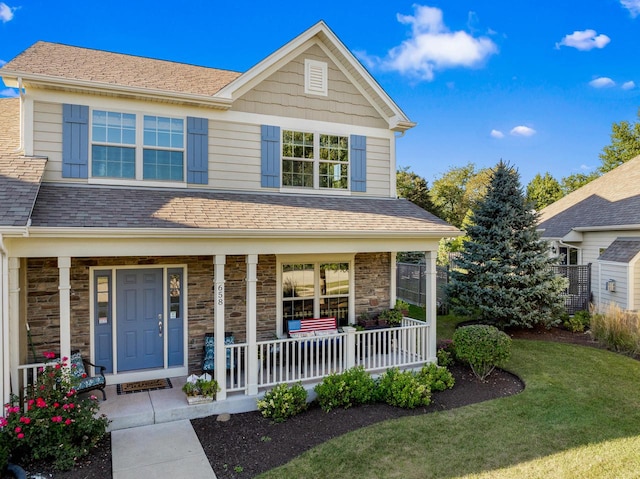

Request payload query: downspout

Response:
[0,235,9,405]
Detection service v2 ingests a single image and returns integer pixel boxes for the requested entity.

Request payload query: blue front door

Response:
[116,269,164,371]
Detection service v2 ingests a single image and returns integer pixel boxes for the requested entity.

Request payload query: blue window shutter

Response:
[261,125,280,188]
[187,117,209,185]
[350,134,366,192]
[62,104,89,178]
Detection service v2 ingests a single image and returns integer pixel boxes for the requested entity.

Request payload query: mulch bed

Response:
[15,326,605,479]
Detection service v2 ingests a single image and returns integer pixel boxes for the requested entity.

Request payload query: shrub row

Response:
[257,364,455,421]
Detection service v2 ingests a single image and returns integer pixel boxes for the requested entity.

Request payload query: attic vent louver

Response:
[305,59,328,96]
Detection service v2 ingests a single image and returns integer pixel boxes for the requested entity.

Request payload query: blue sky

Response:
[1,0,639,187]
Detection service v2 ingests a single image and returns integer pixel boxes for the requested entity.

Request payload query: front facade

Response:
[538,155,640,311]
[0,22,458,405]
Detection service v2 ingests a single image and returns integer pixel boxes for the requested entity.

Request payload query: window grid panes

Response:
[282,130,314,188]
[282,131,349,190]
[143,116,185,181]
[96,275,110,324]
[91,110,137,179]
[282,262,350,329]
[169,273,182,319]
[92,145,135,179]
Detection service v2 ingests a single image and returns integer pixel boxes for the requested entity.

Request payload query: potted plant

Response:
[379,307,403,327]
[182,374,220,405]
[395,299,410,317]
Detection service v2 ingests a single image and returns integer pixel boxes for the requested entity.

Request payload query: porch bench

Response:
[70,351,106,401]
[287,318,340,364]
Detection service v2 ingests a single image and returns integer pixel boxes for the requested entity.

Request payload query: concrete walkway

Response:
[111,420,216,478]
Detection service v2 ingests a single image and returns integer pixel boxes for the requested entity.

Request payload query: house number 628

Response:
[217,285,224,305]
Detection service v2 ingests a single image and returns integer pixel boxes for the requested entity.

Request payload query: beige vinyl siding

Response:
[634,256,640,310]
[363,136,391,197]
[233,45,388,129]
[208,120,262,191]
[33,101,68,183]
[598,261,628,310]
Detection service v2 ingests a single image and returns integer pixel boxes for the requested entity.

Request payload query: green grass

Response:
[258,340,640,478]
[405,304,464,342]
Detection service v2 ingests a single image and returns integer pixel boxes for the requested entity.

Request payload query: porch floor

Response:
[98,376,260,432]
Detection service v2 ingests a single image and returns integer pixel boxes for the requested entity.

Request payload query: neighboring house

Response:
[0,22,458,406]
[538,154,640,312]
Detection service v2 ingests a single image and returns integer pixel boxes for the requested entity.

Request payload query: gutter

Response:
[1,71,233,110]
[23,226,461,240]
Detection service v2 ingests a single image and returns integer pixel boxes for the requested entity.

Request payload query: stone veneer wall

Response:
[354,252,391,318]
[25,252,387,372]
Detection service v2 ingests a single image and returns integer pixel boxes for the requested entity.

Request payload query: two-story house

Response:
[0,22,458,407]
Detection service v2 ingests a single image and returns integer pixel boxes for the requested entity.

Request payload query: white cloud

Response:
[360,5,498,81]
[622,80,636,90]
[555,29,610,51]
[0,2,15,23]
[589,77,616,88]
[490,129,504,139]
[510,126,536,137]
[0,59,6,66]
[621,0,640,17]
[0,88,19,98]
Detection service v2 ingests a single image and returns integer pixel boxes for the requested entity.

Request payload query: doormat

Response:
[117,378,172,395]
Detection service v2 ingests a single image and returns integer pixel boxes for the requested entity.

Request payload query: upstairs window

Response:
[91,111,136,178]
[282,130,349,190]
[90,110,185,182]
[143,115,185,181]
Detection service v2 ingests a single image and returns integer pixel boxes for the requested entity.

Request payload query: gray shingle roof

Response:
[538,155,640,238]
[1,41,241,97]
[599,237,640,263]
[0,98,47,227]
[30,184,458,236]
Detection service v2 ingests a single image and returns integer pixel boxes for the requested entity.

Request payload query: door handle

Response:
[158,314,163,336]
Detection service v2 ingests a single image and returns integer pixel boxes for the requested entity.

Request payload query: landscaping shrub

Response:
[376,368,431,408]
[561,310,590,333]
[453,325,512,380]
[314,366,376,412]
[436,339,455,367]
[591,304,640,356]
[0,355,109,471]
[256,382,308,423]
[418,363,455,391]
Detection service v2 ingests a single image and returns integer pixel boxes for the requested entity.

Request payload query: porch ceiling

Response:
[29,184,459,237]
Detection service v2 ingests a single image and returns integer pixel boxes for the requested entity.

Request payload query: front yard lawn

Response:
[259,339,640,478]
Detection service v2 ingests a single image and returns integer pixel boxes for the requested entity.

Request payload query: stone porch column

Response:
[424,251,437,362]
[58,257,72,362]
[245,255,258,396]
[214,255,226,400]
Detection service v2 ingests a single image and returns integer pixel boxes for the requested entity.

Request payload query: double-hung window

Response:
[90,110,185,182]
[282,261,350,330]
[282,130,349,190]
[91,111,136,179]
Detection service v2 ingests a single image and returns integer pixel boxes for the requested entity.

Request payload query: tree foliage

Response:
[598,107,640,174]
[396,167,441,217]
[560,172,600,196]
[446,161,566,329]
[430,163,492,228]
[526,172,563,210]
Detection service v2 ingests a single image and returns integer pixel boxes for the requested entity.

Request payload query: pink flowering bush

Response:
[0,353,109,470]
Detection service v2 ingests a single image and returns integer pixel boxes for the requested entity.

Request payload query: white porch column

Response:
[343,326,356,369]
[58,257,72,362]
[245,255,258,396]
[7,258,19,402]
[390,252,397,308]
[214,255,226,400]
[424,251,437,363]
[0,251,5,405]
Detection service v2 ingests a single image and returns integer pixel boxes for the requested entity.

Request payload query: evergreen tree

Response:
[447,161,566,329]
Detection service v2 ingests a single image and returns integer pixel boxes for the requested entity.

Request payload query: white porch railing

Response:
[234,318,431,393]
[14,320,431,401]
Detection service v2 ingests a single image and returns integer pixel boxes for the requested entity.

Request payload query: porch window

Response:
[282,262,350,330]
[282,130,349,190]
